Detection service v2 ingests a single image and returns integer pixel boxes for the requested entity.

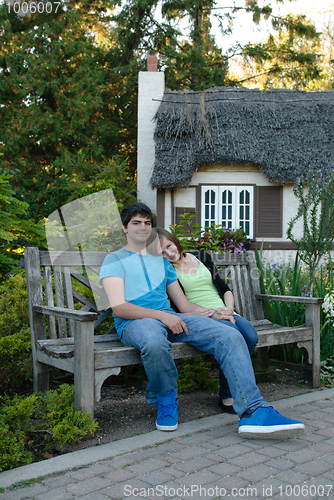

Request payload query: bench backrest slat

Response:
[63,268,75,336]
[44,266,57,339]
[211,251,263,321]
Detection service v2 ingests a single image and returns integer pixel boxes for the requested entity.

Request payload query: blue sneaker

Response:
[156,391,179,431]
[238,406,305,439]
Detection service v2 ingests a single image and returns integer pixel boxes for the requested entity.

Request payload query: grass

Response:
[255,249,334,365]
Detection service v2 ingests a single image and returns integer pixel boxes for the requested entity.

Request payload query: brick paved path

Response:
[1,390,334,500]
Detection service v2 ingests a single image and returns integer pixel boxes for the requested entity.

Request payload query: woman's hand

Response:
[214,307,236,324]
[189,307,217,317]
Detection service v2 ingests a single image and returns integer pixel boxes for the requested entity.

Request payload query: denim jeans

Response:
[216,315,258,400]
[121,310,268,417]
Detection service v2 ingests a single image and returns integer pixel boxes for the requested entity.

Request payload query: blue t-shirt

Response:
[99,248,178,335]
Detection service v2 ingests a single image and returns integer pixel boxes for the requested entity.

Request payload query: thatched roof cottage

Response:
[137,67,334,255]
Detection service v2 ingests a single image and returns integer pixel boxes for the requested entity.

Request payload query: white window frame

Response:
[201,185,254,238]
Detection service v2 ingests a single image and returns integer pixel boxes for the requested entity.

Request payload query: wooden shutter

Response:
[255,186,282,237]
[175,207,196,235]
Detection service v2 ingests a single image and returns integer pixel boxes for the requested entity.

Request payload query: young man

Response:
[100,202,305,439]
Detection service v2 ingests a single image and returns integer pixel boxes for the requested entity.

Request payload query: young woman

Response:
[154,227,258,414]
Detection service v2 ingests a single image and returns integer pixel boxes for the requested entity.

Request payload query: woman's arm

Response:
[166,281,216,317]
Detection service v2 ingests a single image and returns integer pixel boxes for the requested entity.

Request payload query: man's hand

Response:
[160,312,189,335]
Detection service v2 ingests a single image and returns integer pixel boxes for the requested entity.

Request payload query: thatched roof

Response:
[150,87,334,189]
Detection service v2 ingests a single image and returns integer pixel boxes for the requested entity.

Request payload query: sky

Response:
[218,0,334,50]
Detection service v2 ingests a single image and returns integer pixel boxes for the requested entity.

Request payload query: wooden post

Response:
[305,302,321,388]
[25,247,49,393]
[74,320,95,418]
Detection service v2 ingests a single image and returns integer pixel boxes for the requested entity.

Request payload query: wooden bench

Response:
[25,248,323,418]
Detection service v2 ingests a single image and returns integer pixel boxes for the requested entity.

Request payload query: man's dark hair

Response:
[120,202,154,228]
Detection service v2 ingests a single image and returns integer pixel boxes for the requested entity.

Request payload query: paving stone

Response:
[274,439,310,451]
[176,434,212,446]
[161,467,185,478]
[214,475,251,491]
[207,461,242,476]
[80,493,111,500]
[323,470,334,481]
[228,450,269,468]
[175,469,221,487]
[68,463,110,480]
[161,481,201,500]
[316,428,334,438]
[311,441,334,453]
[298,433,327,443]
[294,459,334,476]
[216,443,253,459]
[169,446,209,460]
[212,434,243,447]
[159,454,182,465]
[106,456,136,468]
[127,457,169,475]
[42,475,74,488]
[258,446,288,458]
[252,477,286,498]
[65,477,112,496]
[154,442,186,453]
[0,484,49,500]
[137,469,176,486]
[284,448,321,464]
[269,456,300,471]
[100,478,150,499]
[36,489,74,500]
[202,426,235,439]
[173,456,216,473]
[102,468,136,482]
[199,442,221,451]
[126,448,164,462]
[201,452,226,462]
[272,469,310,485]
[238,463,281,482]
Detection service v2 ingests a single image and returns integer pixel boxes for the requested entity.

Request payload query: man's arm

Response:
[102,276,188,334]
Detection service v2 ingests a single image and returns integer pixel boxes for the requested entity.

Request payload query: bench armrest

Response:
[255,294,323,305]
[33,305,99,322]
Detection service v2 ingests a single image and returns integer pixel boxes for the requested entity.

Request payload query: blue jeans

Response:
[217,315,258,400]
[121,310,268,417]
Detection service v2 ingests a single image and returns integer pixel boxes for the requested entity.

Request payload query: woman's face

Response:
[159,235,181,263]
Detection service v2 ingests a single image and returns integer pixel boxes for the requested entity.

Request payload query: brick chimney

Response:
[147,55,158,72]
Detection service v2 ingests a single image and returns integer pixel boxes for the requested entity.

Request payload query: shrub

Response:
[0,385,98,472]
[0,331,32,394]
[0,271,32,393]
[0,393,37,472]
[170,212,247,253]
[177,356,219,393]
[0,271,30,338]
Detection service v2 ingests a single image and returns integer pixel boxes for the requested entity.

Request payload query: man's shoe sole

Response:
[239,423,305,439]
[156,421,178,431]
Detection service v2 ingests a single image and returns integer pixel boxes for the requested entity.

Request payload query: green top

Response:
[175,260,225,309]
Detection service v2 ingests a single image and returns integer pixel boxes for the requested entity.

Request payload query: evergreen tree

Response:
[0,0,119,218]
[231,13,323,89]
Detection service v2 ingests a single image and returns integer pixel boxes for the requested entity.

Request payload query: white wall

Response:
[137,71,165,213]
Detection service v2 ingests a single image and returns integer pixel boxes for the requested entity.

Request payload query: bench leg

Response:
[305,303,321,388]
[33,360,49,393]
[74,320,95,418]
[95,367,121,402]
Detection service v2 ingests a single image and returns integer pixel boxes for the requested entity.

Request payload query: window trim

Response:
[200,184,255,239]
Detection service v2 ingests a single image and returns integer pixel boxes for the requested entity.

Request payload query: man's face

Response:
[123,214,152,245]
